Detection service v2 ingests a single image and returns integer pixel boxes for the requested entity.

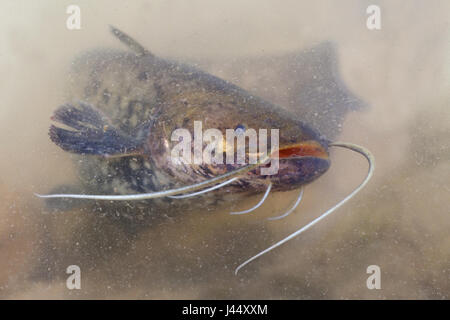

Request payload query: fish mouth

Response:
[257,140,331,191]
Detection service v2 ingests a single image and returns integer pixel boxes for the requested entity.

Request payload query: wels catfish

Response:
[37,27,374,273]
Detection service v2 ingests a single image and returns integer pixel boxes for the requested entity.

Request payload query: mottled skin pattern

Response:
[50,31,330,222]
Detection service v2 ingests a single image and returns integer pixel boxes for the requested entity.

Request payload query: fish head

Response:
[152,88,331,193]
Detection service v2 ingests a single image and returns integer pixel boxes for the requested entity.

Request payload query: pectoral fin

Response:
[49,101,144,157]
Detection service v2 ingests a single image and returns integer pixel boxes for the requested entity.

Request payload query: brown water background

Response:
[0,0,449,299]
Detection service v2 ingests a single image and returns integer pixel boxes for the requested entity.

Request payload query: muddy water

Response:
[0,0,449,299]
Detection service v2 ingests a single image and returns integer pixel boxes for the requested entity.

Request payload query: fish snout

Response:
[261,140,330,190]
[276,140,329,161]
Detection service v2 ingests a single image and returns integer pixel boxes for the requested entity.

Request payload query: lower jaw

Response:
[245,157,331,192]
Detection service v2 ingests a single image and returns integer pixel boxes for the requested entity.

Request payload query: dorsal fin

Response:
[109,25,154,57]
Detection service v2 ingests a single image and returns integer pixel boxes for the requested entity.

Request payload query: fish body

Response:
[48,27,332,219]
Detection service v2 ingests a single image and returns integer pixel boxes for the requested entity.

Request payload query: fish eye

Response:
[235,124,246,134]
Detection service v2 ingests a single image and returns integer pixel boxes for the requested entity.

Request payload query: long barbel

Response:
[35,142,374,276]
[234,142,375,274]
[35,154,271,200]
